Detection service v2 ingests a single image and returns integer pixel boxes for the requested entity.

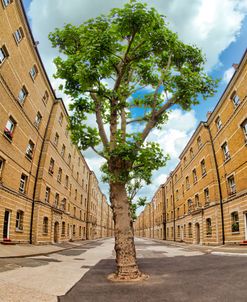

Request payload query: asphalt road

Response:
[0,238,247,302]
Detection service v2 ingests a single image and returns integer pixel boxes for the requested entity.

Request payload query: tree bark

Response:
[109,181,144,281]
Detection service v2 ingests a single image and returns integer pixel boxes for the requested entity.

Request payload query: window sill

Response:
[48,171,54,176]
[224,157,231,164]
[25,154,32,161]
[15,229,23,233]
[3,133,13,143]
[43,233,48,236]
[231,231,240,235]
[202,172,207,178]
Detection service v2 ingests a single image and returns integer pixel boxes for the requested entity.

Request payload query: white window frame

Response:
[0,45,8,64]
[18,86,28,104]
[228,175,236,195]
[2,0,12,8]
[19,173,27,193]
[4,117,15,140]
[204,188,209,203]
[232,94,240,108]
[54,133,59,146]
[14,27,24,44]
[45,187,50,203]
[241,119,247,142]
[29,65,38,80]
[16,210,24,231]
[26,140,34,159]
[201,159,206,176]
[216,116,222,131]
[34,112,42,128]
[222,142,230,161]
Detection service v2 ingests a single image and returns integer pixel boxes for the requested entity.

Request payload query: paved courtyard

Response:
[0,238,247,301]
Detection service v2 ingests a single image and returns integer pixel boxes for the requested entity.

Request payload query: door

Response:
[3,210,10,239]
[54,222,59,243]
[181,226,184,241]
[195,223,200,244]
[245,214,247,240]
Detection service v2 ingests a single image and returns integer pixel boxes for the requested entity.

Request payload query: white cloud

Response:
[223,66,235,83]
[26,0,247,201]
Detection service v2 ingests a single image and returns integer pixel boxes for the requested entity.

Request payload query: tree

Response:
[49,0,217,281]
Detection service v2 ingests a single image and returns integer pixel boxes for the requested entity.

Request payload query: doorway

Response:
[54,222,59,243]
[245,213,247,240]
[181,226,184,241]
[195,223,200,244]
[3,210,10,240]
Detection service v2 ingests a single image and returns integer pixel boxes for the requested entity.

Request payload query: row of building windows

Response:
[167,211,240,239]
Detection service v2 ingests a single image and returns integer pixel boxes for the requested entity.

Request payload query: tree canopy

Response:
[49,0,217,204]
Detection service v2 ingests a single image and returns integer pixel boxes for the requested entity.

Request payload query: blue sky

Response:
[22,0,247,205]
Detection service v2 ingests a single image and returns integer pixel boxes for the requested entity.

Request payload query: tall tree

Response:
[49,1,217,281]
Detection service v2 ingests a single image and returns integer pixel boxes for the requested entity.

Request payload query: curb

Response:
[211,251,247,257]
[0,237,109,259]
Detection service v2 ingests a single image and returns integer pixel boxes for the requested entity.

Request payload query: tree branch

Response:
[90,93,109,148]
[91,146,108,160]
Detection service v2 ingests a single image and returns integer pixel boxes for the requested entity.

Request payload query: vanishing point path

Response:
[0,238,247,302]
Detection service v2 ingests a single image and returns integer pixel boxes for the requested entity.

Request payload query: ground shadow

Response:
[58,255,247,302]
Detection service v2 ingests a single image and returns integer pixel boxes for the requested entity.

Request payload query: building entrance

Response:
[3,210,10,239]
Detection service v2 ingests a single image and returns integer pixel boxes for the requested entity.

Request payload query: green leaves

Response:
[49,0,217,208]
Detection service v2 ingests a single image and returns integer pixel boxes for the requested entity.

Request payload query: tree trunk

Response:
[108,181,146,281]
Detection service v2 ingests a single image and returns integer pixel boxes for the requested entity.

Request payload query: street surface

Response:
[0,238,247,301]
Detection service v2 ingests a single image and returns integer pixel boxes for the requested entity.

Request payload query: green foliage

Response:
[49,0,217,210]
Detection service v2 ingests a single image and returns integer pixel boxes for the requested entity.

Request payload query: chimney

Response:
[232,63,239,70]
[206,111,212,119]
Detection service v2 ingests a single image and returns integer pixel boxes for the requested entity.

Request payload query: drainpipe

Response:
[162,185,166,240]
[30,101,55,244]
[171,174,176,242]
[205,123,225,245]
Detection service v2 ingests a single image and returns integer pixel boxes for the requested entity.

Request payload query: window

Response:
[73,225,76,235]
[75,189,77,201]
[176,189,179,201]
[228,175,236,195]
[19,173,27,193]
[68,153,71,165]
[34,112,42,128]
[43,217,48,234]
[0,45,8,64]
[13,27,24,44]
[201,159,206,176]
[29,65,38,80]
[2,0,12,7]
[74,207,76,217]
[187,199,193,213]
[16,210,24,231]
[80,210,82,220]
[65,175,69,189]
[61,198,66,211]
[62,221,66,236]
[206,218,212,236]
[182,184,184,196]
[61,144,66,157]
[195,194,200,208]
[204,188,209,204]
[57,168,62,183]
[45,187,50,203]
[215,116,222,131]
[231,211,239,232]
[54,193,59,208]
[80,194,83,205]
[177,208,180,218]
[231,92,240,108]
[241,119,247,142]
[197,136,202,149]
[184,156,187,167]
[4,116,16,140]
[42,91,49,105]
[192,169,197,183]
[58,113,63,125]
[18,86,28,105]
[190,148,194,159]
[175,174,177,182]
[26,140,35,159]
[185,176,190,190]
[54,133,59,146]
[0,157,4,179]
[76,172,79,181]
[48,158,55,175]
[222,142,230,161]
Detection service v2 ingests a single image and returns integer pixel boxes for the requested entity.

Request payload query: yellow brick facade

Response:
[0,0,113,244]
[135,50,247,246]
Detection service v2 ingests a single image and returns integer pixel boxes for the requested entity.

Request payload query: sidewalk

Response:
[144,237,247,255]
[0,239,102,258]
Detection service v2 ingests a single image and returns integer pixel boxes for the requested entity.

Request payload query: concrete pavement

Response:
[0,237,247,301]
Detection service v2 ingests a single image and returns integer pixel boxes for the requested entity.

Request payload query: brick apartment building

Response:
[0,0,113,244]
[135,49,247,246]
